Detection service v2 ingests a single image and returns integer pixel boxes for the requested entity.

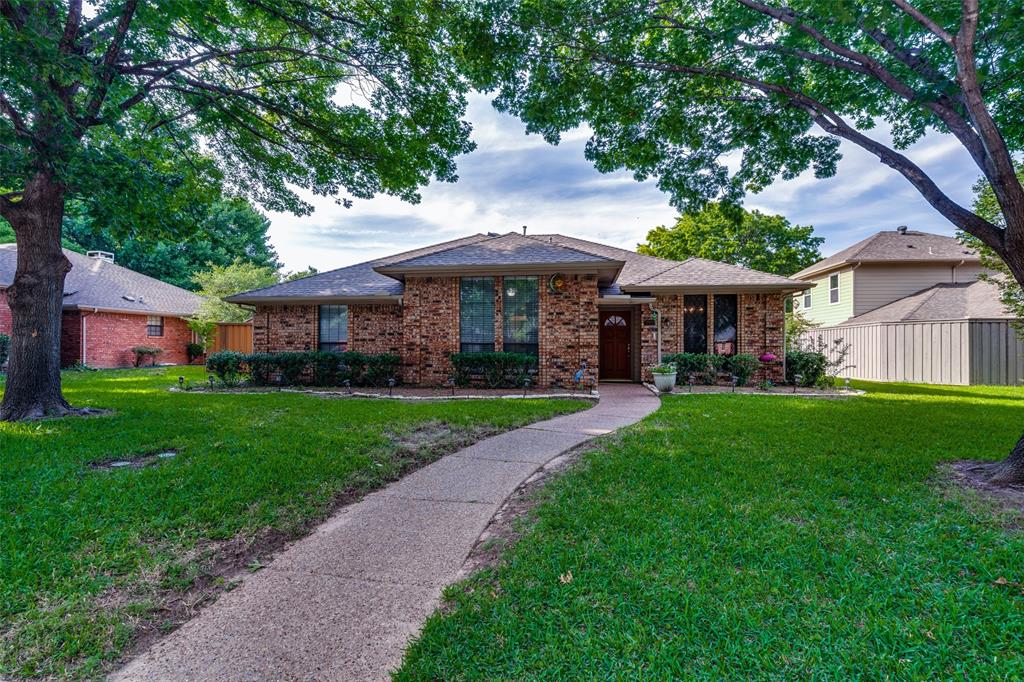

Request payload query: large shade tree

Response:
[638,202,822,276]
[0,0,473,420]
[461,0,1024,485]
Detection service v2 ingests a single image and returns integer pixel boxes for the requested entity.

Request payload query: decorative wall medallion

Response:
[548,273,567,293]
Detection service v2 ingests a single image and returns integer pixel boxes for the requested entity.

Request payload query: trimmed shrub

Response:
[786,350,827,387]
[724,354,761,386]
[186,342,205,364]
[206,351,246,386]
[247,353,278,386]
[275,351,310,385]
[363,353,401,387]
[663,353,729,385]
[0,333,9,367]
[448,352,537,388]
[131,346,163,367]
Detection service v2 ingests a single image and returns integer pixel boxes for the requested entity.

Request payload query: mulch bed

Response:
[653,384,861,397]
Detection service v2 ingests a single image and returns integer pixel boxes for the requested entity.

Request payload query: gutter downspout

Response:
[81,307,98,366]
[953,259,965,283]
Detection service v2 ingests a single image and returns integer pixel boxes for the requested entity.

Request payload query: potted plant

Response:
[651,363,677,393]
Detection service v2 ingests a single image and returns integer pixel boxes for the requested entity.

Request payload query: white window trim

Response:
[828,274,840,304]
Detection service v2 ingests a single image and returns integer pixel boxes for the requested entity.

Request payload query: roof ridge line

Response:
[517,233,624,264]
[379,233,503,268]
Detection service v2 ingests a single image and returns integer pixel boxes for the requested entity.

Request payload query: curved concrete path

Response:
[115,384,660,682]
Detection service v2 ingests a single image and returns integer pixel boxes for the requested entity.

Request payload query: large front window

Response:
[459,277,495,353]
[318,305,348,352]
[713,294,738,356]
[683,295,707,353]
[502,276,538,355]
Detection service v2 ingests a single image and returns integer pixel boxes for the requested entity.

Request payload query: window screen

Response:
[146,315,164,337]
[683,295,707,353]
[503,276,539,356]
[318,305,348,352]
[803,292,812,309]
[713,294,738,356]
[459,277,495,353]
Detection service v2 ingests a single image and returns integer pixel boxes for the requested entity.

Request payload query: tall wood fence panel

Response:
[800,320,1024,385]
[209,322,253,354]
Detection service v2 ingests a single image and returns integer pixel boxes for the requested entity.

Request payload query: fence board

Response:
[209,322,253,354]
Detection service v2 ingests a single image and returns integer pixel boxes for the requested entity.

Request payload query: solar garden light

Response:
[445,378,456,396]
[388,377,396,396]
[343,379,352,394]
[208,375,215,388]
[178,376,184,388]
[522,376,531,398]
[730,374,738,393]
[844,377,851,391]
[687,374,695,393]
[793,374,802,393]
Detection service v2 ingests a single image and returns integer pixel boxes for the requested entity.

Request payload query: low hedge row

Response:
[206,350,401,387]
[448,351,538,388]
[662,352,763,386]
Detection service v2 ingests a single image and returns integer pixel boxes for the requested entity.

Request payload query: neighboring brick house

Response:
[228,233,803,386]
[0,245,202,368]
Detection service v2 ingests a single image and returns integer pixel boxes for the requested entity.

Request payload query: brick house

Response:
[227,233,804,386]
[0,245,203,368]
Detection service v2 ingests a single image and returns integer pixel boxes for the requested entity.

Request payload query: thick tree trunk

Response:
[0,173,76,421]
[986,432,1024,486]
[985,219,1024,486]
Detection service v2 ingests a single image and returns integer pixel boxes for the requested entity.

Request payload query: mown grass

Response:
[398,382,1024,680]
[0,366,585,679]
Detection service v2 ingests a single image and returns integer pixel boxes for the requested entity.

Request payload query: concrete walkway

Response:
[115,384,660,682]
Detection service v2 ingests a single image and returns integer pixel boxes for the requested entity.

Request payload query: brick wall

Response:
[637,292,785,383]
[0,289,11,335]
[349,304,402,355]
[739,293,785,382]
[82,312,193,367]
[538,274,599,388]
[253,304,317,353]
[402,277,459,385]
[61,311,82,366]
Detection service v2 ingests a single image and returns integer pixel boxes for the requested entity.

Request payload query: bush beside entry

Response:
[662,353,763,386]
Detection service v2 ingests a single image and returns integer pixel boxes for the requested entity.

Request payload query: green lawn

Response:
[0,366,585,679]
[397,383,1024,680]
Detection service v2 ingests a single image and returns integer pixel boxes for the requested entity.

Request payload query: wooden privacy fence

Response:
[799,319,1024,386]
[208,322,253,354]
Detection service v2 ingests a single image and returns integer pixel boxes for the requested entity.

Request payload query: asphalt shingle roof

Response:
[792,229,979,279]
[0,245,201,316]
[377,232,616,270]
[841,279,1012,324]
[228,231,804,303]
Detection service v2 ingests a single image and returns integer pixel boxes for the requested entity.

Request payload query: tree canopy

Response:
[460,0,1023,270]
[191,259,279,324]
[638,203,822,275]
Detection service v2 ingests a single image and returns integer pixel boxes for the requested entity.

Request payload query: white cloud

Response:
[266,94,983,269]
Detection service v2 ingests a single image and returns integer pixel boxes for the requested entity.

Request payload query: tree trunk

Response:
[986,432,1024,486]
[0,173,76,421]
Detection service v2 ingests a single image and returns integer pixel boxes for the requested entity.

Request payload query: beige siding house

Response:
[792,227,1020,386]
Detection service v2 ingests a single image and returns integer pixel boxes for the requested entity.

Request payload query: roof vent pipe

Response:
[896,225,908,235]
[522,225,527,235]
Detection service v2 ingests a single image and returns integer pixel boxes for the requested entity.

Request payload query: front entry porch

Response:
[598,307,641,382]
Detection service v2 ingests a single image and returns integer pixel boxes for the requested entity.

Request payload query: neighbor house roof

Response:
[840,279,1012,325]
[227,231,805,304]
[792,228,980,280]
[0,244,202,316]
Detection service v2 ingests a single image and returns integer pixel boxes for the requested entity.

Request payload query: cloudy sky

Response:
[266,93,981,272]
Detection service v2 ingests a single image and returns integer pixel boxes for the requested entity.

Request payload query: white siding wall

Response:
[852,263,959,315]
[800,320,1024,385]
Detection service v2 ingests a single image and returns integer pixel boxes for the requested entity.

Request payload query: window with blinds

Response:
[318,305,348,352]
[459,277,495,353]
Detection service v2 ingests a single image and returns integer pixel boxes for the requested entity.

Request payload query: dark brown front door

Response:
[599,310,632,380]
